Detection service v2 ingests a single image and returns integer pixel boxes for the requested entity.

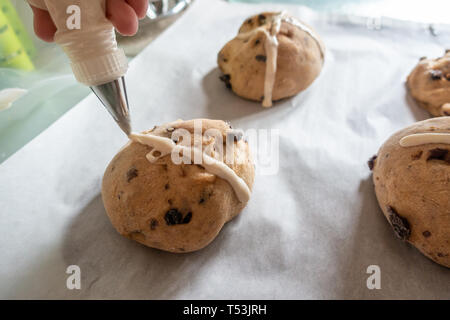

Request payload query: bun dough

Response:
[407,50,450,117]
[102,119,255,253]
[370,117,450,268]
[218,12,325,107]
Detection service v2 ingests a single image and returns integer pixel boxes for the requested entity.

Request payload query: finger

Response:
[30,5,56,42]
[126,0,148,20]
[106,0,138,36]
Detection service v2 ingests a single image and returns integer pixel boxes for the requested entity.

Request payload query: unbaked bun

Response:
[370,117,450,268]
[102,119,255,253]
[218,11,325,107]
[407,50,450,117]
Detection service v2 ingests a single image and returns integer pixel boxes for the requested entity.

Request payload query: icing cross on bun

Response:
[218,11,325,107]
[370,117,450,268]
[102,119,255,253]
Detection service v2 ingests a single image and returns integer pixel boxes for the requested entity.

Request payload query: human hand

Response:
[30,0,149,42]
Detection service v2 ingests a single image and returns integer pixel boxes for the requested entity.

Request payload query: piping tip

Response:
[91,76,131,136]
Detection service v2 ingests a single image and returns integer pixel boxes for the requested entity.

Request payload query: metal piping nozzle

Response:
[90,77,131,136]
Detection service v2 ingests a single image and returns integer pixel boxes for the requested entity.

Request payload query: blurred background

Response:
[0,0,449,164]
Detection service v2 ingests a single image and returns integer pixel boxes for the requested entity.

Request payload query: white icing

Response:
[191,148,251,203]
[0,88,27,111]
[236,12,324,107]
[261,30,279,107]
[128,131,251,203]
[399,133,450,147]
[129,132,176,162]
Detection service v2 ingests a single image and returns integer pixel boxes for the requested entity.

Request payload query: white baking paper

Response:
[0,0,449,299]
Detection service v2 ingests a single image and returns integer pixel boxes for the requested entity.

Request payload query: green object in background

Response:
[0,0,34,70]
[1,0,36,58]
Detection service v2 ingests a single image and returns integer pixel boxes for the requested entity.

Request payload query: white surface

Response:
[235,0,450,24]
[1,0,449,299]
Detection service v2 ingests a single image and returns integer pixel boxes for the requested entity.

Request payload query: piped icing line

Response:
[129,132,176,162]
[128,132,251,203]
[193,148,251,203]
[262,17,282,107]
[236,24,275,107]
[399,133,450,147]
[236,12,324,107]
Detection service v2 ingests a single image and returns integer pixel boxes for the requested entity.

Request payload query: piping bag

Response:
[28,0,131,135]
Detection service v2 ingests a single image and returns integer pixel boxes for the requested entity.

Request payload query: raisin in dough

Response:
[407,50,450,117]
[102,119,255,253]
[218,12,325,107]
[370,117,450,268]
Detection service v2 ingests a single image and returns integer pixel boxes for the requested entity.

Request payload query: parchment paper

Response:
[1,0,449,299]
